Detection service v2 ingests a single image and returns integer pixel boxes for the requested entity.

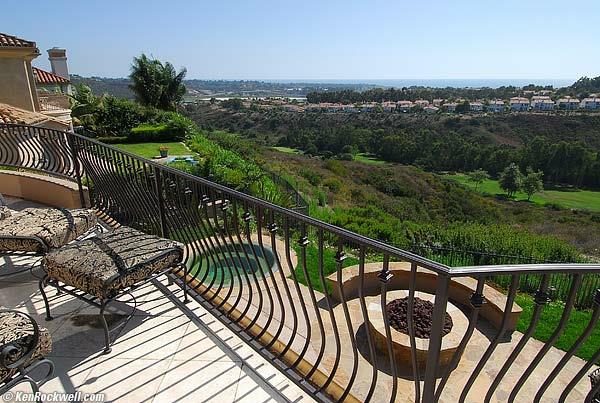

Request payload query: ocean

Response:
[264,78,574,89]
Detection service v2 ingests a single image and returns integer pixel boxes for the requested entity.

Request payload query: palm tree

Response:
[129,54,187,111]
[69,83,104,125]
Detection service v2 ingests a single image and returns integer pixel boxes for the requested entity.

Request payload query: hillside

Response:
[183,104,600,151]
[260,149,600,257]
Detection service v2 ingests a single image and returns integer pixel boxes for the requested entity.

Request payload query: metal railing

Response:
[412,245,600,309]
[1,122,600,402]
[264,168,309,215]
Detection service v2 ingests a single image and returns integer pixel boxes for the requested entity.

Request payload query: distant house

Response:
[381,101,396,112]
[397,100,413,112]
[34,66,71,95]
[470,102,484,112]
[0,33,72,127]
[432,98,444,106]
[414,100,429,108]
[510,97,530,111]
[423,105,439,114]
[580,97,600,110]
[356,103,376,113]
[556,97,580,110]
[530,96,554,111]
[443,102,458,112]
[487,100,505,112]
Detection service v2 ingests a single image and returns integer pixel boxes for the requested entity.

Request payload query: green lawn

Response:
[354,153,387,165]
[516,294,599,361]
[272,146,302,154]
[113,142,190,159]
[445,173,600,212]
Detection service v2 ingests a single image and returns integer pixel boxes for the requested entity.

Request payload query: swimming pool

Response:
[166,155,198,165]
[190,242,278,286]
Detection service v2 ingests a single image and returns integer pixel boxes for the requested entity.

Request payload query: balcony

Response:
[37,94,71,112]
[1,123,600,402]
[37,94,72,126]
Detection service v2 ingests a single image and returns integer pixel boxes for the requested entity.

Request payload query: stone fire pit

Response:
[367,290,468,373]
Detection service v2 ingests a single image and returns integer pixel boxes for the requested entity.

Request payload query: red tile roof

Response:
[0,103,49,125]
[33,67,70,84]
[0,32,36,48]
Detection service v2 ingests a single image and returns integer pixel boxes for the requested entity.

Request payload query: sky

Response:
[2,0,599,81]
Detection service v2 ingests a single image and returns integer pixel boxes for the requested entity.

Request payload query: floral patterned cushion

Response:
[0,206,11,221]
[0,309,52,384]
[43,227,184,299]
[0,208,97,253]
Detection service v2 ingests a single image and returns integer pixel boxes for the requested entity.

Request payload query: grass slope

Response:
[354,153,387,165]
[272,146,302,154]
[446,173,600,212]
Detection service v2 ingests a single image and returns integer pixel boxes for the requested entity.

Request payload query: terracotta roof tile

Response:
[0,103,50,125]
[33,67,70,84]
[0,32,36,48]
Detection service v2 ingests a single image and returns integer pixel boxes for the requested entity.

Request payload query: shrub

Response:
[97,136,129,144]
[325,159,347,176]
[95,96,153,136]
[186,132,282,203]
[300,168,322,186]
[130,123,185,142]
[323,178,342,192]
[167,161,199,175]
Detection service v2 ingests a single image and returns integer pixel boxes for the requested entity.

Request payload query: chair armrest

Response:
[0,309,40,370]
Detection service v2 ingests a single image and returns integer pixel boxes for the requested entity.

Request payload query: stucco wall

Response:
[0,170,89,209]
[0,57,37,111]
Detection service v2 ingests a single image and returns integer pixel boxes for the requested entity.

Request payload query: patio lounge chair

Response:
[0,207,97,254]
[39,226,187,354]
[0,308,54,397]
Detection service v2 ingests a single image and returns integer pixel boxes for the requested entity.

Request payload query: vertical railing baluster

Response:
[67,134,86,207]
[378,255,399,403]
[154,168,169,238]
[422,274,451,403]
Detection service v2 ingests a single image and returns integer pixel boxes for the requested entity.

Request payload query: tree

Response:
[69,83,104,126]
[522,168,544,201]
[221,98,243,110]
[467,169,489,190]
[499,163,523,197]
[129,54,187,111]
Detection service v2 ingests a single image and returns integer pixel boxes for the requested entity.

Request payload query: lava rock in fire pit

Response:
[385,297,453,339]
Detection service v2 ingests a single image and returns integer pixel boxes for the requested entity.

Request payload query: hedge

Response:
[130,123,185,142]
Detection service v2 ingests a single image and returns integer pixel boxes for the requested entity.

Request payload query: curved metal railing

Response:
[1,122,600,403]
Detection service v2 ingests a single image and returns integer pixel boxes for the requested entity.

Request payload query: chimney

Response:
[47,47,69,79]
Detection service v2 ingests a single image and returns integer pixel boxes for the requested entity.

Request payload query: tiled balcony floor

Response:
[0,255,315,403]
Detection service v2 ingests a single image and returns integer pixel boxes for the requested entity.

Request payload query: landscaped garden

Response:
[114,141,189,159]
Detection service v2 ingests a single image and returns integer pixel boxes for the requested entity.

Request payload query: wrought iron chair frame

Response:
[0,309,54,398]
[38,262,188,354]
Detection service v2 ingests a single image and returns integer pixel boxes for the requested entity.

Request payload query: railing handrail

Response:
[2,122,600,278]
[452,263,600,276]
